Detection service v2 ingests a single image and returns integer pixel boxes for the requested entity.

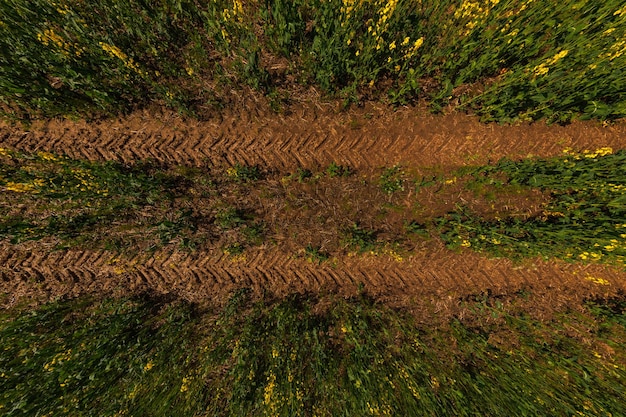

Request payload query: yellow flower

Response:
[180,376,192,392]
[185,67,194,76]
[533,63,549,77]
[401,36,410,46]
[100,42,142,73]
[461,240,471,247]
[5,182,35,192]
[586,276,610,286]
[389,41,396,50]
[37,151,57,161]
[143,361,154,371]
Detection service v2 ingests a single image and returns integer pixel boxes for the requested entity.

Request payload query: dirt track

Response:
[2,241,624,314]
[2,102,626,170]
[1,102,626,310]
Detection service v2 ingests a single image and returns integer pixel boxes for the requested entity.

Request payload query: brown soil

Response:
[2,101,625,170]
[1,101,626,315]
[2,240,624,320]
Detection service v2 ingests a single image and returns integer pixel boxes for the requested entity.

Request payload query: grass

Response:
[2,1,626,122]
[1,291,625,416]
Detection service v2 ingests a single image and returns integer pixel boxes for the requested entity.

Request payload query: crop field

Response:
[1,1,626,416]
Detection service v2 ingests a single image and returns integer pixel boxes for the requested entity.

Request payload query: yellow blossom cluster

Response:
[37,28,84,57]
[583,147,613,158]
[363,0,399,51]
[143,361,154,371]
[37,28,69,50]
[615,5,626,17]
[43,349,73,372]
[180,376,192,393]
[382,247,404,262]
[606,183,626,193]
[38,151,58,161]
[403,37,424,60]
[563,147,613,160]
[454,0,500,35]
[586,276,610,286]
[367,401,393,416]
[601,39,626,61]
[99,42,144,75]
[222,0,244,24]
[532,50,568,77]
[5,181,36,193]
[398,366,421,399]
[263,371,280,415]
[69,167,109,195]
[341,0,362,24]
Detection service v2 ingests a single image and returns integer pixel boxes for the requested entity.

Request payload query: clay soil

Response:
[2,100,626,319]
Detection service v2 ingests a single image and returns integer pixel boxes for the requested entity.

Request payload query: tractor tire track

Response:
[2,103,626,171]
[1,242,624,309]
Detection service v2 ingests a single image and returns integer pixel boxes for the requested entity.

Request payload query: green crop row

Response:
[1,0,626,122]
[1,292,625,416]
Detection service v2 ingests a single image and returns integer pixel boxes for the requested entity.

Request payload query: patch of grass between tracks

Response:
[2,148,626,271]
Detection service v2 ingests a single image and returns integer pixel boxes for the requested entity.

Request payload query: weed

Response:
[215,207,246,230]
[154,209,197,245]
[226,163,261,183]
[304,244,329,264]
[325,162,352,178]
[403,220,429,238]
[379,165,405,194]
[291,167,313,183]
[223,242,245,257]
[242,221,265,245]
[342,223,377,253]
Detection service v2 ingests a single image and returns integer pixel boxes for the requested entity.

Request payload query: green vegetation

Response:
[342,223,378,253]
[2,1,626,122]
[0,148,192,247]
[1,292,625,416]
[325,162,352,178]
[439,147,626,268]
[3,147,626,270]
[378,165,404,194]
[304,244,330,264]
[226,163,262,183]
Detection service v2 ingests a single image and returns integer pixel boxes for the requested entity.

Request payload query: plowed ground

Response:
[2,101,626,318]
